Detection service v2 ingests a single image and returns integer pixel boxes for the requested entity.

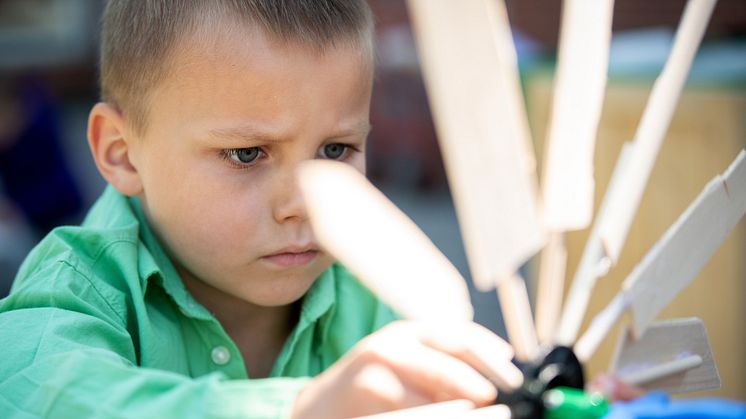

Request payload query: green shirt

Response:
[0,186,398,418]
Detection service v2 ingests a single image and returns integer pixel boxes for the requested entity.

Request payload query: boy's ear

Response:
[87,102,143,196]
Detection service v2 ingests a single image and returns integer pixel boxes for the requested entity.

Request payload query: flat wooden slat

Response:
[597,0,718,263]
[407,0,544,291]
[298,160,473,322]
[542,0,614,231]
[624,150,746,336]
[610,318,720,394]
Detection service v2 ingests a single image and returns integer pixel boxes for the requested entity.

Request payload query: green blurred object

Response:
[543,387,609,419]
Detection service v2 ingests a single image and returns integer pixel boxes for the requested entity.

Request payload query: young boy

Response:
[0,1,520,417]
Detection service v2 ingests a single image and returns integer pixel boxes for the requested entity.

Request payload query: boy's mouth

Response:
[262,245,319,268]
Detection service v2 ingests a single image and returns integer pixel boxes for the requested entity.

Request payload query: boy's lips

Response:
[261,245,320,268]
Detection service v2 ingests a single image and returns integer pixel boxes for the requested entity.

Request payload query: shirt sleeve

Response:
[0,307,310,419]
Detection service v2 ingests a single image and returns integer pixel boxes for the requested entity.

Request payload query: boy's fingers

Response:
[419,322,524,391]
[354,363,433,411]
[380,342,498,406]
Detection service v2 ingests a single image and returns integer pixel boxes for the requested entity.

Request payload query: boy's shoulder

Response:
[4,186,148,319]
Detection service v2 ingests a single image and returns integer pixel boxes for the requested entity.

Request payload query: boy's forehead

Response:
[141,18,373,137]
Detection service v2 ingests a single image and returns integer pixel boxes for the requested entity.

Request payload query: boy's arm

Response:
[0,307,310,419]
[290,321,522,419]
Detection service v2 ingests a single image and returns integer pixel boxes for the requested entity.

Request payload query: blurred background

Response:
[0,0,744,401]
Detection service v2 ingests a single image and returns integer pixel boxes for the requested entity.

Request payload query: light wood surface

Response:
[528,74,746,401]
[611,318,720,394]
[555,0,718,346]
[298,160,473,322]
[407,0,544,292]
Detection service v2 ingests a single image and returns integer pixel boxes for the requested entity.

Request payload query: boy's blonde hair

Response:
[99,0,374,136]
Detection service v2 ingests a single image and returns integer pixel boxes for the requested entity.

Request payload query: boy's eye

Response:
[226,147,262,164]
[320,143,348,160]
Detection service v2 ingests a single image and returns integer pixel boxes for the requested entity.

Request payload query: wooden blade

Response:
[535,232,567,344]
[407,0,544,292]
[555,142,634,346]
[610,318,720,394]
[573,149,746,360]
[556,0,717,347]
[536,0,613,342]
[298,160,473,322]
[597,0,718,263]
[542,0,614,231]
[624,149,746,337]
[496,274,540,361]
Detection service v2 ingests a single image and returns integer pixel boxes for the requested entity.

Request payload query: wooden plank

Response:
[297,160,473,322]
[542,0,614,231]
[535,232,567,344]
[556,0,718,347]
[536,0,613,341]
[496,274,539,361]
[624,150,746,336]
[407,0,544,292]
[555,142,634,346]
[610,318,720,394]
[574,293,626,363]
[597,0,718,263]
[573,149,746,360]
[620,354,702,386]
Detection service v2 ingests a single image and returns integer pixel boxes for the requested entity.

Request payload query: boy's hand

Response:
[587,373,645,402]
[290,321,522,419]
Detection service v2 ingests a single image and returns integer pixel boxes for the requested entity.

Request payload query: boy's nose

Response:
[271,172,308,224]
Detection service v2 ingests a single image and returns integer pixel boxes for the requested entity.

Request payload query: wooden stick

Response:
[574,294,627,363]
[556,0,717,346]
[407,0,544,292]
[573,149,746,361]
[535,232,567,345]
[620,354,703,386]
[542,0,614,231]
[298,160,473,322]
[624,149,746,337]
[536,0,613,343]
[497,274,539,362]
[611,318,720,394]
[555,142,634,346]
[597,0,718,262]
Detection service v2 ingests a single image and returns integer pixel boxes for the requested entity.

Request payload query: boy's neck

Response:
[178,267,300,378]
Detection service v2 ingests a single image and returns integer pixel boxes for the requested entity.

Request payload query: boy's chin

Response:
[239,275,318,308]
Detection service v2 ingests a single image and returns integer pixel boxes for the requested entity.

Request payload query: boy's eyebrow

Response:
[331,122,372,139]
[206,122,372,144]
[207,125,286,144]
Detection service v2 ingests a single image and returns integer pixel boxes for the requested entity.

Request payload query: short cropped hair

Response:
[100,0,374,135]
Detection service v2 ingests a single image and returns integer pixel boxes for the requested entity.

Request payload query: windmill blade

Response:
[536,0,614,344]
[407,0,543,362]
[297,160,473,322]
[555,0,718,346]
[573,149,746,360]
[406,0,544,292]
[624,149,746,337]
[541,0,614,231]
[611,318,720,394]
[597,0,718,261]
[556,142,635,346]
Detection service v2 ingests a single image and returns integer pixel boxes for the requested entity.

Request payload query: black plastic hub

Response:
[494,346,585,419]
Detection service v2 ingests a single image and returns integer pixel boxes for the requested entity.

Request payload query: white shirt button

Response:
[211,346,231,365]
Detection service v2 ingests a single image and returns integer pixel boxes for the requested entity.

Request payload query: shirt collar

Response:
[128,195,213,321]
